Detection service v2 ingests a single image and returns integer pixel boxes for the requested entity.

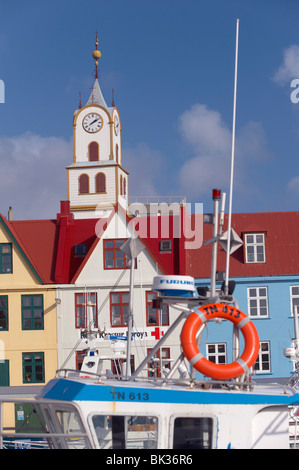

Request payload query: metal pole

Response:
[211,190,220,297]
[126,259,135,377]
[225,19,239,294]
[294,306,299,357]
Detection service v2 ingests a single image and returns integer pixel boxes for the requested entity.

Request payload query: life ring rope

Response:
[180,303,260,380]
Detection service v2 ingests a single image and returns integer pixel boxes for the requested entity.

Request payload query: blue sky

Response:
[1,0,299,219]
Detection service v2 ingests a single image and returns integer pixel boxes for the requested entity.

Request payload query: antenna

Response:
[112,88,115,107]
[224,19,239,295]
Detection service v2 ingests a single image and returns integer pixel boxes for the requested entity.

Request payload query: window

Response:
[253,341,271,373]
[120,175,123,195]
[76,351,86,370]
[75,293,98,329]
[95,172,106,193]
[248,287,268,317]
[0,296,8,331]
[91,414,158,449]
[110,292,129,326]
[21,295,44,330]
[22,352,45,383]
[0,360,9,386]
[0,243,12,273]
[104,239,131,269]
[89,141,99,161]
[111,355,135,376]
[146,292,169,326]
[159,240,172,253]
[290,286,299,316]
[173,417,213,449]
[244,233,265,263]
[74,244,88,257]
[206,343,226,365]
[147,347,170,378]
[79,174,89,194]
[56,409,90,448]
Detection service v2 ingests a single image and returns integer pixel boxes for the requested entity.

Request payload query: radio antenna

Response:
[225,19,239,294]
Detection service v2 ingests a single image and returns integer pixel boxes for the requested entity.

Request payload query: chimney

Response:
[56,201,74,224]
[8,206,13,221]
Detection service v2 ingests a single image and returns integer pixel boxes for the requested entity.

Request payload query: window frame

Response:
[0,295,8,331]
[253,341,271,374]
[147,347,170,378]
[0,243,12,274]
[79,173,89,194]
[75,292,98,329]
[290,285,299,316]
[206,343,227,365]
[103,239,133,270]
[247,286,269,318]
[170,414,215,449]
[110,291,130,327]
[95,172,106,193]
[22,352,45,383]
[89,141,99,161]
[146,291,169,326]
[244,233,266,263]
[21,294,44,330]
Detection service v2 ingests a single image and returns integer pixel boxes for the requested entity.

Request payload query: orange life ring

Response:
[180,303,260,380]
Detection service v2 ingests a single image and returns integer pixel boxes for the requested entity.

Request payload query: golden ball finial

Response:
[92,49,101,60]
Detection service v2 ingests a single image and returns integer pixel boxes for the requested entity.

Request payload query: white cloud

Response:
[0,132,72,220]
[272,44,299,86]
[177,103,271,202]
[287,176,299,195]
[179,104,231,156]
[177,104,231,200]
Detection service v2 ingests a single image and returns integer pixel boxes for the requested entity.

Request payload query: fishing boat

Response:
[1,186,299,451]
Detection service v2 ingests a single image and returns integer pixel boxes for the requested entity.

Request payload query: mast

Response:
[225,19,240,294]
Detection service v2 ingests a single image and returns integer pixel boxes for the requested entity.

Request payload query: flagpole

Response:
[225,18,239,294]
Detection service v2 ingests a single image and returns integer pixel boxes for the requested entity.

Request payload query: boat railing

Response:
[55,368,258,391]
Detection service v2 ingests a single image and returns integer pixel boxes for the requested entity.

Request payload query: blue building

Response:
[188,211,299,381]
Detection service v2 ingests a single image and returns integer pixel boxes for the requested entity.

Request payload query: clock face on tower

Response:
[82,112,103,133]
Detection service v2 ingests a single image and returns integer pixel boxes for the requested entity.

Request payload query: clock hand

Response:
[90,118,100,125]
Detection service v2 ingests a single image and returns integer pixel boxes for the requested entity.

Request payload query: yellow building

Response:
[0,214,58,387]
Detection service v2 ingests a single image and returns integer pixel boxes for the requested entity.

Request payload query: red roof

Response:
[5,203,295,285]
[1,202,184,284]
[9,219,58,283]
[187,211,299,278]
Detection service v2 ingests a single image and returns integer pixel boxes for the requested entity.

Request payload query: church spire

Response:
[92,32,101,80]
[86,33,108,109]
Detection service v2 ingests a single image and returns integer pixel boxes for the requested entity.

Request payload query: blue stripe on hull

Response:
[38,378,299,406]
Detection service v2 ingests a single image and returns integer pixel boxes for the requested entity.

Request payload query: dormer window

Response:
[244,233,265,263]
[159,240,172,253]
[74,244,88,257]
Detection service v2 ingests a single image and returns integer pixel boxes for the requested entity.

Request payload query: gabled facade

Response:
[188,211,299,381]
[54,201,186,372]
[0,215,58,386]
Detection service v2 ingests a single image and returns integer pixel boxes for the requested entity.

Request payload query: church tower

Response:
[67,35,129,219]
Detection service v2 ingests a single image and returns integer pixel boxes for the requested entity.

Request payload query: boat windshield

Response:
[91,414,158,449]
[172,417,213,449]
